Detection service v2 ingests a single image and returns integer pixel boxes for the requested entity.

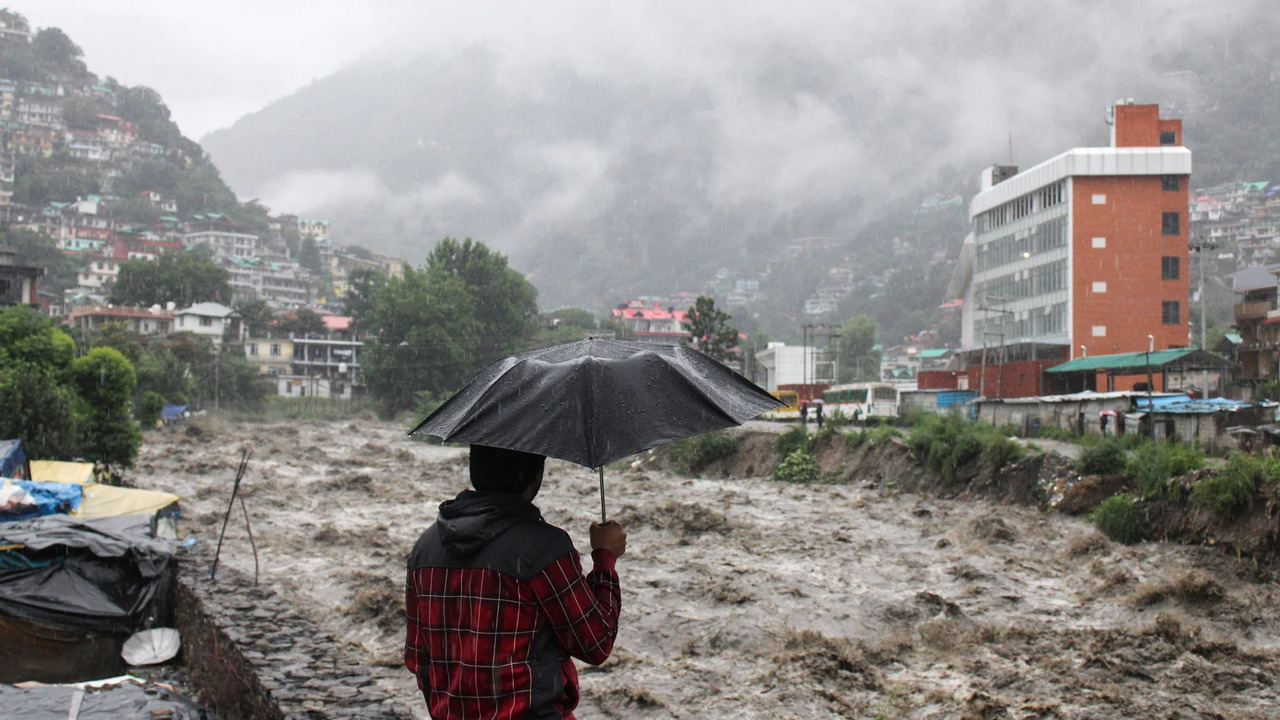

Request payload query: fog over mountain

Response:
[202,0,1263,310]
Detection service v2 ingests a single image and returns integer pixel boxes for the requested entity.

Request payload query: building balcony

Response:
[1235,301,1273,321]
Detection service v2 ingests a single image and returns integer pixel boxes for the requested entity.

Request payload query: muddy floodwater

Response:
[133,418,1280,719]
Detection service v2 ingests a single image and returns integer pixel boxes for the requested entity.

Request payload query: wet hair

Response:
[469,445,546,494]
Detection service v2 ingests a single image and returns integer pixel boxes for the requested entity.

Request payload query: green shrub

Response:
[773,425,811,458]
[907,413,987,482]
[863,424,903,451]
[1190,454,1260,518]
[773,448,819,484]
[168,392,189,406]
[1077,437,1128,475]
[134,390,166,427]
[667,431,739,475]
[1090,493,1142,544]
[1036,425,1077,442]
[982,435,1025,475]
[1127,441,1205,498]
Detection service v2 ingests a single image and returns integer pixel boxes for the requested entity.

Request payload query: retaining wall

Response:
[174,543,416,719]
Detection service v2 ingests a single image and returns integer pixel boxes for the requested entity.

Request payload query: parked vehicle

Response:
[822,382,900,421]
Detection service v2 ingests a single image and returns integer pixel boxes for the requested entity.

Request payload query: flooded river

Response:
[133,418,1280,719]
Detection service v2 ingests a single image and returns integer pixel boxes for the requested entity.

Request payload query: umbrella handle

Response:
[598,466,607,523]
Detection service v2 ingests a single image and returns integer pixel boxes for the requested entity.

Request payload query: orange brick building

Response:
[957,102,1191,397]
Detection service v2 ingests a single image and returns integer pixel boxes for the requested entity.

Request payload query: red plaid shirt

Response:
[405,547,620,719]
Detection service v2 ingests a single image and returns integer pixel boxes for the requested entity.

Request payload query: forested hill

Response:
[0,10,267,234]
[200,3,1280,316]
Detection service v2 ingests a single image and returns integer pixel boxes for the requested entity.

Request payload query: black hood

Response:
[436,490,542,560]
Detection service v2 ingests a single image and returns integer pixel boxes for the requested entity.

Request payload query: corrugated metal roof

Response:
[1045,348,1233,374]
[915,349,951,359]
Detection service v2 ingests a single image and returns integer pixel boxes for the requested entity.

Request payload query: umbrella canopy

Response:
[409,339,785,469]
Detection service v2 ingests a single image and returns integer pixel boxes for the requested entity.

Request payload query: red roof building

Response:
[611,300,691,343]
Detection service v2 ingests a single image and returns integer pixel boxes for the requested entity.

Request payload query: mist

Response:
[201,0,1260,308]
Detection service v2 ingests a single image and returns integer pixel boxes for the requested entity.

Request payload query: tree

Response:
[32,28,88,78]
[3,228,79,293]
[838,315,881,382]
[425,237,539,358]
[299,237,322,274]
[361,238,538,413]
[92,321,142,363]
[362,266,480,413]
[344,266,386,328]
[70,347,142,467]
[0,306,81,460]
[235,298,275,337]
[279,308,327,338]
[684,296,739,362]
[110,252,231,307]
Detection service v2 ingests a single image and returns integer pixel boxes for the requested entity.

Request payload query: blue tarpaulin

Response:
[0,440,29,480]
[0,481,83,522]
[159,404,189,420]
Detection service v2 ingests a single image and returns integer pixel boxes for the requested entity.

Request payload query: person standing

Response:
[815,402,824,430]
[405,445,626,719]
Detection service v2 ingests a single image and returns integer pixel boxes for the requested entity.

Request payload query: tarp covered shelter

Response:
[0,515,177,683]
[28,460,93,485]
[159,403,188,420]
[0,676,208,719]
[27,461,179,521]
[0,440,30,480]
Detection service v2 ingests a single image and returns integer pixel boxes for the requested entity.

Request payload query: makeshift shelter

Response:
[0,676,208,720]
[27,460,179,527]
[28,460,93,485]
[159,404,189,421]
[0,515,176,683]
[0,440,30,480]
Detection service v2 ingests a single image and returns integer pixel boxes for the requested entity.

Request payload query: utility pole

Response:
[1146,334,1155,440]
[977,295,1013,398]
[1191,235,1217,397]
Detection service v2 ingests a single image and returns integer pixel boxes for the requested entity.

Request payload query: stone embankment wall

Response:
[174,543,415,719]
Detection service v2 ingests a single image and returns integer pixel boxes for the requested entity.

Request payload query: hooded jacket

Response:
[406,490,620,720]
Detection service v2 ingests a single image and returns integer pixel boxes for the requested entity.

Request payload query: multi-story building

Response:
[956,102,1191,396]
[183,227,260,260]
[224,256,312,309]
[244,337,294,376]
[174,302,243,347]
[0,246,42,307]
[1231,264,1280,383]
[68,305,174,336]
[15,98,61,128]
[610,299,691,344]
[285,315,362,399]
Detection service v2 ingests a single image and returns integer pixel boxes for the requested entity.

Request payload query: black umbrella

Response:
[409,339,785,519]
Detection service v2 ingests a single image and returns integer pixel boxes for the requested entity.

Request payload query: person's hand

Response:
[590,520,627,558]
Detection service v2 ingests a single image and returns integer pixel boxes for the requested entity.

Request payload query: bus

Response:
[821,382,900,421]
[764,389,800,420]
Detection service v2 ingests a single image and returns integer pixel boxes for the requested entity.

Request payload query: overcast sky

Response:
[21,1,1252,146]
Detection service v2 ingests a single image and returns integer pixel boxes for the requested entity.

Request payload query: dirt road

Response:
[133,418,1280,719]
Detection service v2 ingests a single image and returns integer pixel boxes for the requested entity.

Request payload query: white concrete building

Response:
[174,302,242,346]
[753,343,819,391]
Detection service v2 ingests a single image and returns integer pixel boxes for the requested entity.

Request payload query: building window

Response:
[1162,300,1180,325]
[1162,175,1180,192]
[1160,130,1177,145]
[270,344,281,357]
[1162,256,1180,280]
[248,343,258,357]
[199,316,213,327]
[1092,194,1106,205]
[1162,212,1181,236]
